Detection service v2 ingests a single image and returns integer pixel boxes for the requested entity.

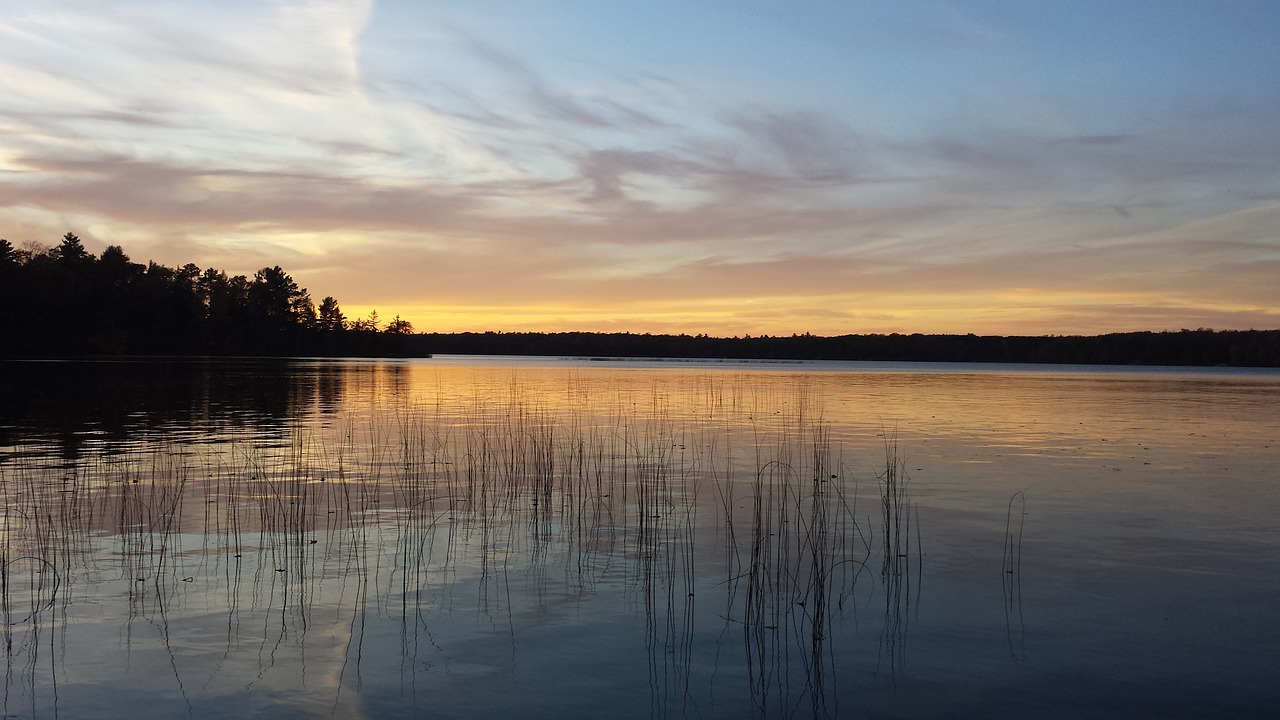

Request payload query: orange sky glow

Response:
[2,2,1278,337]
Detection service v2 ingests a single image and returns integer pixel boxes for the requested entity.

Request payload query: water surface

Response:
[1,356,1277,718]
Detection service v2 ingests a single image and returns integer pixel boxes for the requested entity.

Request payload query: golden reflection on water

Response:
[1,358,1278,718]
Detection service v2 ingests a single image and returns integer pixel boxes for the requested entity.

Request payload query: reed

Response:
[1003,490,1026,660]
[0,370,909,719]
[878,431,917,678]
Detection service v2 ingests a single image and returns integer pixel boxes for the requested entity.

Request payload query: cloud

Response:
[2,154,477,232]
[1045,134,1131,147]
[459,33,617,129]
[727,110,864,184]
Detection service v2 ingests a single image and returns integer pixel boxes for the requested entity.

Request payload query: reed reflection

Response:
[1,362,923,719]
[716,409,869,719]
[1003,490,1027,662]
[876,434,920,681]
[2,461,69,719]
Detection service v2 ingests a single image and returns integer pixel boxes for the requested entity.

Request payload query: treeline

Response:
[420,329,1280,367]
[3,234,1277,366]
[0,233,420,357]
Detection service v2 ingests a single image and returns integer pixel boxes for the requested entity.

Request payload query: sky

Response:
[2,0,1279,337]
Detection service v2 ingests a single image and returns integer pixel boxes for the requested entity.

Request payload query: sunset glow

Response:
[2,1,1278,336]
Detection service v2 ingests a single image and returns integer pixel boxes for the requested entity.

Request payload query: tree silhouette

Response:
[385,315,414,334]
[349,309,379,332]
[250,266,314,328]
[56,232,93,266]
[0,239,14,341]
[0,233,428,357]
[317,296,346,331]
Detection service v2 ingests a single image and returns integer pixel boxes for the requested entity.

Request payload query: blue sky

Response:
[2,0,1278,335]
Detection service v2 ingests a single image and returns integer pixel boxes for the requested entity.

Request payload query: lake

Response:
[1,356,1277,719]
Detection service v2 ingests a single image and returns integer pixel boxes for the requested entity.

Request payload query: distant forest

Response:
[2,234,1278,366]
[421,329,1280,367]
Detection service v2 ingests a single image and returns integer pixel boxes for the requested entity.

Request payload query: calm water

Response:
[1,356,1277,719]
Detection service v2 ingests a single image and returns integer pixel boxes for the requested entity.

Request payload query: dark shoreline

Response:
[408,328,1280,368]
[7,327,1276,367]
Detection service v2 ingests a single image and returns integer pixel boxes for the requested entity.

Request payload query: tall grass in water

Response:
[719,387,869,719]
[1,462,66,718]
[1,443,203,716]
[877,432,916,678]
[0,371,913,719]
[1003,490,1026,661]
